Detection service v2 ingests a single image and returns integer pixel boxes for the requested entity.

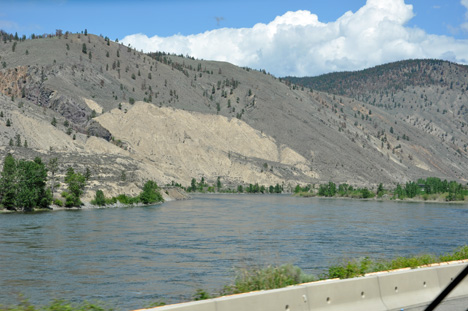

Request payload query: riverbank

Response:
[0,187,190,213]
[296,192,468,204]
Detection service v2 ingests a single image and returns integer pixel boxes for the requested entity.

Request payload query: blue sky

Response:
[1,0,468,76]
[1,0,466,39]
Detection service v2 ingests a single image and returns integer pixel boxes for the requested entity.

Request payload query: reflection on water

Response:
[0,195,467,309]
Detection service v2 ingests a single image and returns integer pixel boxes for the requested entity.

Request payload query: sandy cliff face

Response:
[96,102,316,186]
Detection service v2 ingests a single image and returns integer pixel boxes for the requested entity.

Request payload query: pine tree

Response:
[15,134,21,147]
[190,178,196,192]
[0,154,17,210]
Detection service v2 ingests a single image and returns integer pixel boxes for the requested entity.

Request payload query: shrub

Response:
[192,289,211,301]
[222,264,315,295]
[440,245,468,262]
[139,180,163,204]
[360,188,374,199]
[115,194,140,205]
[105,197,117,205]
[92,190,106,206]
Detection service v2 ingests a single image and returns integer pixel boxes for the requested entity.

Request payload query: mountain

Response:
[285,59,468,181]
[0,32,467,200]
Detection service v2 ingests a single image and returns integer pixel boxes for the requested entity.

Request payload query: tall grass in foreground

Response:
[0,297,113,311]
[328,245,468,279]
[204,245,468,299]
[221,264,316,295]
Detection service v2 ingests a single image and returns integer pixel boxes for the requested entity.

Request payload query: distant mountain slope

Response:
[1,33,467,198]
[285,59,468,180]
[285,59,468,97]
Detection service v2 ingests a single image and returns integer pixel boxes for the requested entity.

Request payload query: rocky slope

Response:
[0,33,467,199]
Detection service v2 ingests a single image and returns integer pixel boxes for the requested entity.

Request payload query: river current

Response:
[0,194,467,309]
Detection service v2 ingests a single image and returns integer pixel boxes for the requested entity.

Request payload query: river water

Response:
[0,194,467,309]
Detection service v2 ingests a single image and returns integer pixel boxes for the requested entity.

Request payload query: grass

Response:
[221,264,316,295]
[327,245,468,279]
[0,297,113,311]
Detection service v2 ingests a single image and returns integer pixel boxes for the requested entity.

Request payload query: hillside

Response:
[286,60,468,176]
[0,33,467,199]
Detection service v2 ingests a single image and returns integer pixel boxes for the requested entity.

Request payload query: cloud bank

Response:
[121,0,468,77]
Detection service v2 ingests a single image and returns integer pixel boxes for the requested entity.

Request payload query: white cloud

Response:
[462,0,468,32]
[122,0,468,77]
[462,0,468,11]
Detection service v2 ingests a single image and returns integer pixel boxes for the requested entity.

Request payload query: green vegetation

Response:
[93,190,106,206]
[0,154,91,210]
[61,167,86,207]
[327,245,468,279]
[393,177,467,201]
[0,297,112,311]
[221,264,315,295]
[296,177,467,202]
[318,181,336,197]
[90,180,164,207]
[184,176,283,194]
[0,154,52,211]
[139,180,163,204]
[194,245,468,300]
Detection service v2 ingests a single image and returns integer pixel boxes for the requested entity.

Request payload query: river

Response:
[0,194,467,309]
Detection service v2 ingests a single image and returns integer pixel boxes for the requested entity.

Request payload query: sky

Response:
[1,0,468,76]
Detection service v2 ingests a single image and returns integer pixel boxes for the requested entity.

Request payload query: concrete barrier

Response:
[305,276,387,311]
[141,262,468,311]
[215,285,309,311]
[434,262,468,299]
[139,299,215,311]
[377,267,441,310]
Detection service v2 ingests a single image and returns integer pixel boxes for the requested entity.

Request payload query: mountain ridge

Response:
[0,31,467,199]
